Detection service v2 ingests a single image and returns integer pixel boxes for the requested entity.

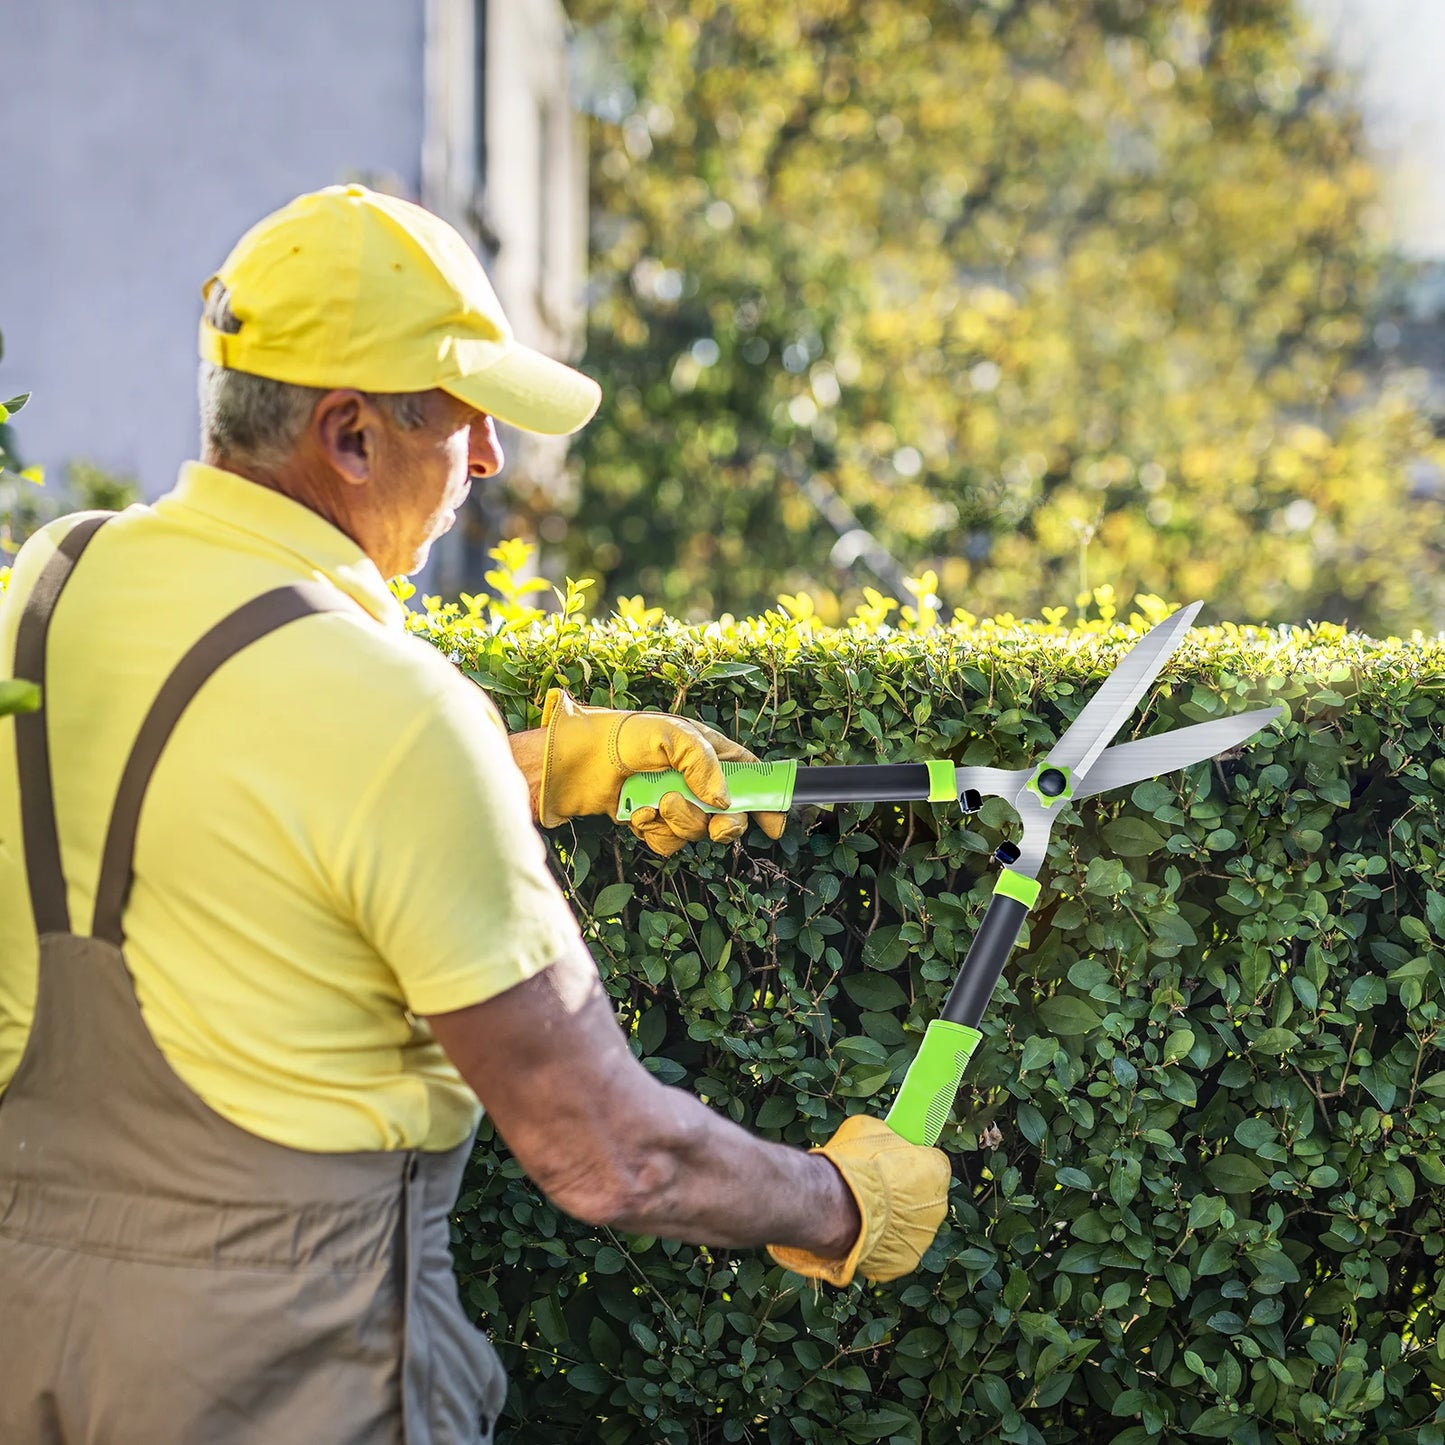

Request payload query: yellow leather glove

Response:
[767,1115,951,1287]
[532,689,788,857]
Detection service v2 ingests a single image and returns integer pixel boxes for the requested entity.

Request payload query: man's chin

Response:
[409,523,453,576]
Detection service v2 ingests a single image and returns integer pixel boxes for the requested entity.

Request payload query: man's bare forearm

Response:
[428,950,861,1259]
[542,1075,860,1256]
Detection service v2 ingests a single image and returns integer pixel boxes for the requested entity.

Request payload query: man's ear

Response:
[312,390,377,485]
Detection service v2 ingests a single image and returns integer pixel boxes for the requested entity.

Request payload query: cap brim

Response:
[442,343,601,436]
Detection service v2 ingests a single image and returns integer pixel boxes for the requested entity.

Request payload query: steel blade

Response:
[1071,706,1283,801]
[1045,601,1203,784]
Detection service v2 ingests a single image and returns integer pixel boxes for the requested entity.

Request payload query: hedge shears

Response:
[616,601,1281,1146]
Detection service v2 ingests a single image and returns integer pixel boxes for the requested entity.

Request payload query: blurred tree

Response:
[561,0,1445,632]
[1,450,140,556]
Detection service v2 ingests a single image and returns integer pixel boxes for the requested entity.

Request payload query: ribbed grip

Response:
[884,1019,983,1145]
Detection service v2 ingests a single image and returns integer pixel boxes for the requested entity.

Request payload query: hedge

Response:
[406,590,1445,1445]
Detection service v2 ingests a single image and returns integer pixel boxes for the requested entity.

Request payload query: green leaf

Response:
[1019,1035,1057,1073]
[1131,779,1175,812]
[1235,1118,1275,1150]
[862,924,911,971]
[0,680,42,717]
[1360,1064,1397,1111]
[1188,1194,1226,1229]
[1152,913,1199,948]
[1401,915,1430,944]
[592,1246,628,1274]
[1084,855,1132,897]
[1384,1162,1415,1206]
[698,661,760,680]
[1101,1281,1133,1310]
[1428,890,1445,938]
[755,1095,794,1130]
[592,882,635,917]
[565,1363,611,1394]
[1,392,30,416]
[1206,1153,1269,1194]
[842,972,909,1012]
[704,971,734,1012]
[1102,816,1165,857]
[842,1404,918,1439]
[1251,1028,1299,1055]
[532,1293,569,1346]
[1016,1100,1048,1145]
[588,1316,622,1367]
[1055,1243,1103,1273]
[670,951,701,991]
[1037,995,1104,1036]
[1345,975,1387,1011]
[1191,1406,1242,1437]
[1163,1028,1195,1064]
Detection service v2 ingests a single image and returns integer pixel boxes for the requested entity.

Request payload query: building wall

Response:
[1298,0,1445,262]
[421,0,588,594]
[0,0,427,494]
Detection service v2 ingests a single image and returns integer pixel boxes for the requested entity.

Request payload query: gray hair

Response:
[198,283,431,468]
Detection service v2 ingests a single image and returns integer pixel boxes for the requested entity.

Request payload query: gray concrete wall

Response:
[0,0,426,495]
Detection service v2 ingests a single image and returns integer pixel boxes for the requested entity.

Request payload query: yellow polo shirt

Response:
[0,462,580,1152]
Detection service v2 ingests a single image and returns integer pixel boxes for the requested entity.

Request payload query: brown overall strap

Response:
[13,514,114,936]
[90,581,350,947]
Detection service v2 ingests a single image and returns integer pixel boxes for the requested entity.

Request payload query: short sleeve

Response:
[335,671,582,1017]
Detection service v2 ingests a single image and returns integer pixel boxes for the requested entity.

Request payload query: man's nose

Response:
[469,415,505,479]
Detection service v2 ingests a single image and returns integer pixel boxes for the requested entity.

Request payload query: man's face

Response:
[374,392,504,577]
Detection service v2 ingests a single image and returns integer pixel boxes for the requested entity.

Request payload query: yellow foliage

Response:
[563,0,1439,636]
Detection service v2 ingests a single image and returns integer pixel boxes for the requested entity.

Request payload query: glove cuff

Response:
[765,1149,872,1288]
[539,686,569,731]
[537,688,628,825]
[537,688,573,826]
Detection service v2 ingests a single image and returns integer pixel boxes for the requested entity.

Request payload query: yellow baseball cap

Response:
[199,184,601,436]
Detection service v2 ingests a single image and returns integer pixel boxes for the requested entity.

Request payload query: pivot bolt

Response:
[995,841,1021,866]
[1037,768,1068,798]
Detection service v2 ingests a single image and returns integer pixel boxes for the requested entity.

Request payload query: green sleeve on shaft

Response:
[993,868,1041,908]
[925,760,957,801]
[884,1019,983,1146]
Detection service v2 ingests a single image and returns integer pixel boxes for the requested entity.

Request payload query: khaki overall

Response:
[0,516,507,1443]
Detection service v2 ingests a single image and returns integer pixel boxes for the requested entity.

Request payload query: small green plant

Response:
[0,370,44,558]
[0,679,39,718]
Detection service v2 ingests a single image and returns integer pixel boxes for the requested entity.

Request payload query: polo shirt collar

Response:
[164,462,407,629]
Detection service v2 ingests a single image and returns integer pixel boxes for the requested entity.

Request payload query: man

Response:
[0,186,950,1444]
